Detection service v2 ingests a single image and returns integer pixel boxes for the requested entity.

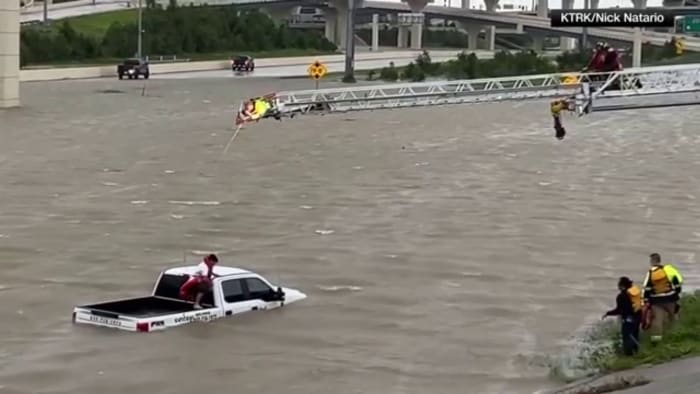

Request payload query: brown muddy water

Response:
[1,77,700,394]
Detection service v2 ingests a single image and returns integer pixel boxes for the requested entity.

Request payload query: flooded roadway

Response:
[1,77,700,394]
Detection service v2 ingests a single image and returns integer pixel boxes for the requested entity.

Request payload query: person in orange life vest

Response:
[602,276,643,356]
[642,252,683,344]
[179,254,220,309]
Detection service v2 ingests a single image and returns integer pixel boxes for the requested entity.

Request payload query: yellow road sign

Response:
[674,37,685,55]
[307,60,327,80]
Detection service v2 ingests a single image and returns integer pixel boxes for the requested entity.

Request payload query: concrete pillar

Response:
[326,0,351,49]
[559,0,574,53]
[484,25,495,51]
[467,26,480,50]
[410,22,422,49]
[324,8,337,44]
[461,0,470,8]
[532,36,544,52]
[590,0,599,8]
[484,0,498,12]
[561,36,577,51]
[631,0,646,8]
[632,27,642,68]
[1,1,20,108]
[336,6,348,49]
[537,0,547,18]
[397,26,409,48]
[371,13,379,51]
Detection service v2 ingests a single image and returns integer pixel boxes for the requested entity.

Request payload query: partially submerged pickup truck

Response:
[72,265,307,332]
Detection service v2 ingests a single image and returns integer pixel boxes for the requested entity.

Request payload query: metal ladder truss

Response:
[274,72,596,115]
[574,63,700,115]
[269,63,700,118]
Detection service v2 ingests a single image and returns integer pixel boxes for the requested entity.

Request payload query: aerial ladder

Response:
[237,63,700,137]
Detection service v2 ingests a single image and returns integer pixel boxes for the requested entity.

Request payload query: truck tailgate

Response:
[73,308,139,331]
[73,296,219,332]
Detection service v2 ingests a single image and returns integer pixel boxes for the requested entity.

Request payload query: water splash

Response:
[545,319,618,382]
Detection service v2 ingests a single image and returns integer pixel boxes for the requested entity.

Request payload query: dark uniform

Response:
[603,277,643,356]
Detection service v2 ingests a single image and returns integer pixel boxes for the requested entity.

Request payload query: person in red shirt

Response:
[179,254,220,309]
[583,42,607,73]
[601,43,622,72]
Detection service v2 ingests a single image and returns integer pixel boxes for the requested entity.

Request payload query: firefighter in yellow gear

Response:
[550,99,570,140]
[642,252,683,344]
[239,98,272,123]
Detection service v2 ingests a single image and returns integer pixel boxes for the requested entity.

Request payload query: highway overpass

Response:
[19,0,700,51]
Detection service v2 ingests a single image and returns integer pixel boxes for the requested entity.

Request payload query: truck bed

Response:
[80,296,201,318]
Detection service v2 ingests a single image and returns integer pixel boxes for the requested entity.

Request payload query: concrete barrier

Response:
[20,50,464,82]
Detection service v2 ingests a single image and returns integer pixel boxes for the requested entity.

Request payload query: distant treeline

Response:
[20,1,337,66]
[373,43,694,83]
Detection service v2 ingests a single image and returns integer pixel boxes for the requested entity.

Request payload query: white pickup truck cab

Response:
[72,265,307,333]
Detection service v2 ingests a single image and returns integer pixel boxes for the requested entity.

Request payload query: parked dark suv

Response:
[117,58,150,80]
[231,55,255,72]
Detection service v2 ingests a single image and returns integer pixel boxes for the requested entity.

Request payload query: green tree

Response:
[19,4,337,66]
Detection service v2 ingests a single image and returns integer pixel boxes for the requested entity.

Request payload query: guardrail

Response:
[145,55,191,63]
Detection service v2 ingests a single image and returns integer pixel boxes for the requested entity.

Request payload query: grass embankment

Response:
[583,291,700,374]
[602,292,700,371]
[20,5,338,67]
[66,9,137,37]
[24,10,337,67]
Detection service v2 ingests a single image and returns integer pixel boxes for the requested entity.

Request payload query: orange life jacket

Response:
[627,285,643,313]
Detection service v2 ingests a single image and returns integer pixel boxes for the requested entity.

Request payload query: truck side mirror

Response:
[276,287,285,302]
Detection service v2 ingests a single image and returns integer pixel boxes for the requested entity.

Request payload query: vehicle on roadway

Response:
[117,58,150,80]
[72,265,307,333]
[231,55,255,72]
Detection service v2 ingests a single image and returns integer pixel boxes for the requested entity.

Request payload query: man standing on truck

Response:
[180,254,221,309]
[197,254,220,279]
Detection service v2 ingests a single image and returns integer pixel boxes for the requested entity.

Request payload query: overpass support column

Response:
[397,25,409,48]
[532,36,544,52]
[324,8,337,44]
[558,0,575,52]
[537,0,547,18]
[371,13,379,51]
[410,20,423,49]
[561,37,577,51]
[396,12,424,49]
[326,1,350,49]
[484,25,495,51]
[467,26,480,50]
[0,1,20,108]
[632,27,642,68]
[484,0,498,12]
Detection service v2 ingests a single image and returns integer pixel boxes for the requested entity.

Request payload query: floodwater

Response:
[1,77,700,394]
